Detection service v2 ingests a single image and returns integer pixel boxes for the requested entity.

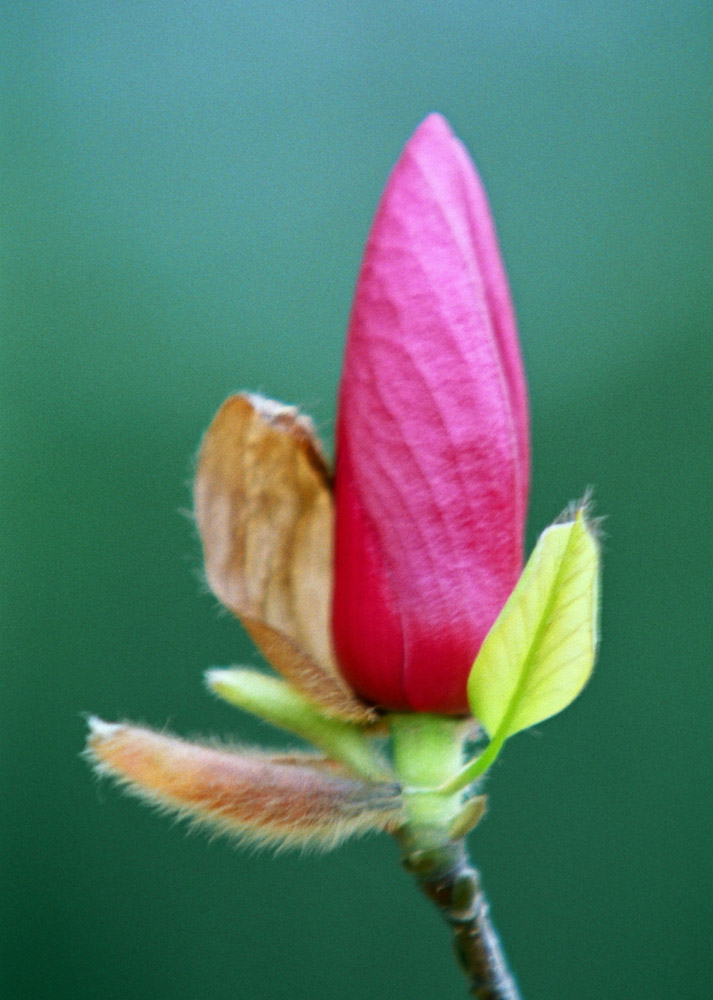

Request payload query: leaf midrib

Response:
[490,520,581,743]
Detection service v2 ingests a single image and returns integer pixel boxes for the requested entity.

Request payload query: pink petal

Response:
[448,131,529,501]
[332,114,529,714]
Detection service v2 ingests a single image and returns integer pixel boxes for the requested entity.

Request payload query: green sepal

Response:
[449,796,487,840]
[207,668,391,782]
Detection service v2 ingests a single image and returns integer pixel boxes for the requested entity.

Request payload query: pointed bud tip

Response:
[401,113,459,168]
[412,111,453,142]
[204,666,279,704]
[204,668,229,692]
[86,715,124,744]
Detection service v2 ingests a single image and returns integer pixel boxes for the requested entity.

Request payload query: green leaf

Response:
[467,508,600,744]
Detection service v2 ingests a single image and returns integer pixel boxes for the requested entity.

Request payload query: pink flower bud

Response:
[332,114,529,715]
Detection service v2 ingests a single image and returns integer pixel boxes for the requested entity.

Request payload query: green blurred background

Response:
[3,2,712,998]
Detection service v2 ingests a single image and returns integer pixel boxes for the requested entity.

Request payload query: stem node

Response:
[401,841,522,1000]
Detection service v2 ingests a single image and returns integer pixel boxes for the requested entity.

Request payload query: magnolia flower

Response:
[88,115,599,1000]
[89,112,597,857]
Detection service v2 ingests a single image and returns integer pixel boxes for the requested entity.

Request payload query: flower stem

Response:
[401,840,522,1000]
[388,715,521,999]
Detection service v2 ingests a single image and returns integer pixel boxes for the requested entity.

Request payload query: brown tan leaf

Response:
[194,394,372,722]
[86,718,401,850]
[241,618,376,723]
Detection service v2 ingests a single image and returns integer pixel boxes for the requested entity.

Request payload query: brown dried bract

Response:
[194,394,373,722]
[87,719,401,849]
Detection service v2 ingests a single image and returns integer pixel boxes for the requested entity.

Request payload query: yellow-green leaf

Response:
[467,508,600,743]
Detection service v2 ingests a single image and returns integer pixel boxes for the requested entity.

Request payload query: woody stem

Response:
[400,839,521,1000]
